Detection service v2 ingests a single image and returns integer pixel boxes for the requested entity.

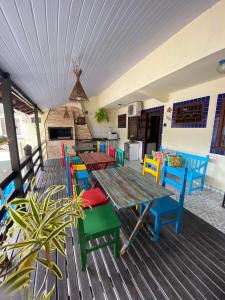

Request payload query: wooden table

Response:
[92,166,173,255]
[73,145,96,154]
[79,152,116,171]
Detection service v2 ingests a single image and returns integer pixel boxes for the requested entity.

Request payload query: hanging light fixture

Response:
[69,67,89,102]
[217,59,225,74]
[64,106,70,118]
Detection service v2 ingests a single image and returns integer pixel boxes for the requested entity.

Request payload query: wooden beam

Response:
[34,105,44,171]
[2,74,24,197]
[12,82,43,114]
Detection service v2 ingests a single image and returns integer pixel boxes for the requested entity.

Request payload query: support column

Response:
[2,73,24,197]
[34,105,44,171]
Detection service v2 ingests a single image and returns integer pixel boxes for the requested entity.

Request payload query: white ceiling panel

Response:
[0,0,218,108]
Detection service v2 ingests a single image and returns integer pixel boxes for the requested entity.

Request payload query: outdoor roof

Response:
[0,0,218,109]
[0,87,34,115]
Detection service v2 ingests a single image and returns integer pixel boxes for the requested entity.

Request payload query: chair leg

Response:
[154,215,160,241]
[188,179,193,195]
[140,203,146,215]
[200,177,205,191]
[175,210,183,234]
[80,239,87,271]
[114,229,120,257]
[136,204,140,214]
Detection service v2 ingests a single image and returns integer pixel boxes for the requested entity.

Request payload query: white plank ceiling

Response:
[0,0,218,109]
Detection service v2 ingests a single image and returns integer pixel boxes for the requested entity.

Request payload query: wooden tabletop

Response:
[92,166,173,209]
[79,152,116,166]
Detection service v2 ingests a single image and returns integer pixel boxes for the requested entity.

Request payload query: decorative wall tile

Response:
[171,96,210,128]
[210,93,225,156]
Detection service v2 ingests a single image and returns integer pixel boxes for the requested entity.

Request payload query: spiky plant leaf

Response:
[9,198,29,206]
[8,207,31,232]
[41,284,55,300]
[52,238,65,256]
[36,258,63,279]
[43,221,72,244]
[4,276,30,294]
[0,267,35,290]
[30,198,40,225]
[2,240,37,250]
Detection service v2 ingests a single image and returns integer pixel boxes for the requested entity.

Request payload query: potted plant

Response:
[94,108,109,123]
[0,178,84,299]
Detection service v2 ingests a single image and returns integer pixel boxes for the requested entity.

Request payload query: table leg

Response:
[120,201,153,256]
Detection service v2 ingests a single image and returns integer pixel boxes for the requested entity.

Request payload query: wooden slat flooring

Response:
[31,159,225,299]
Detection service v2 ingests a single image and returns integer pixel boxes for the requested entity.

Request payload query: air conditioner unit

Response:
[128,102,143,117]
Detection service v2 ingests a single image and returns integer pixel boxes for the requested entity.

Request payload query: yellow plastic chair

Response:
[136,155,161,213]
[72,164,87,171]
[142,154,161,184]
[96,141,101,152]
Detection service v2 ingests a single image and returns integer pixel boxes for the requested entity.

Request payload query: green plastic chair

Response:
[116,148,125,167]
[107,148,125,169]
[76,183,121,271]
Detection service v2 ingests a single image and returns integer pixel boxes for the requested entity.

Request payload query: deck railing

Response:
[0,140,45,223]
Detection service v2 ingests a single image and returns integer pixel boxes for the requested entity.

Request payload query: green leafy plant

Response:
[0,178,85,299]
[94,108,109,123]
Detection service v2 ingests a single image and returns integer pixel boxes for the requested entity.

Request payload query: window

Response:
[210,94,225,155]
[216,100,225,150]
[15,118,21,136]
[174,102,203,125]
[118,114,126,128]
[0,117,21,136]
[0,118,7,135]
[172,96,210,128]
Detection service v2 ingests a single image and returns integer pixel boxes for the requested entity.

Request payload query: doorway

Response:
[138,106,164,157]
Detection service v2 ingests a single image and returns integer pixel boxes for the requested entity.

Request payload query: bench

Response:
[160,147,209,195]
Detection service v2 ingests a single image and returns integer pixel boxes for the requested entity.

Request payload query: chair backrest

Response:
[72,174,84,235]
[65,149,72,197]
[160,146,209,175]
[72,170,81,196]
[109,146,116,158]
[142,154,160,184]
[116,148,125,167]
[97,141,100,152]
[100,143,105,153]
[61,143,66,167]
[162,161,188,205]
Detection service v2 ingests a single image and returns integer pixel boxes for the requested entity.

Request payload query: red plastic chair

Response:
[82,188,108,209]
[72,171,108,209]
[109,146,116,158]
[61,144,66,167]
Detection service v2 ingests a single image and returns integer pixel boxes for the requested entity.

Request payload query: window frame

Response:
[171,96,210,128]
[216,99,225,151]
[174,101,204,126]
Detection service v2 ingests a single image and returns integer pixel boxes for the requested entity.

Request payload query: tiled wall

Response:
[210,93,225,156]
[171,96,210,128]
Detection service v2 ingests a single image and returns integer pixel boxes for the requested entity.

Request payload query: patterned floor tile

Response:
[126,160,225,233]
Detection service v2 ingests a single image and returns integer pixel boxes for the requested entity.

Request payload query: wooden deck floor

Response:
[33,159,225,300]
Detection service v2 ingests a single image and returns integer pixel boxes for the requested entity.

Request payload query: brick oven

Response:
[45,105,91,159]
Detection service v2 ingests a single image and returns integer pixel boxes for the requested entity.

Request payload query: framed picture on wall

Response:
[118,114,126,128]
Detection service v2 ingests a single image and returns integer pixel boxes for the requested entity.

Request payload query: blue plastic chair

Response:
[76,170,90,190]
[149,162,187,241]
[65,150,72,197]
[100,143,105,153]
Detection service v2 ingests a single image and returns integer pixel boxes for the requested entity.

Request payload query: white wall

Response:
[112,77,225,191]
[83,99,117,138]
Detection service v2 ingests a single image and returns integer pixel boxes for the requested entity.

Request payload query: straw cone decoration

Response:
[69,68,89,102]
